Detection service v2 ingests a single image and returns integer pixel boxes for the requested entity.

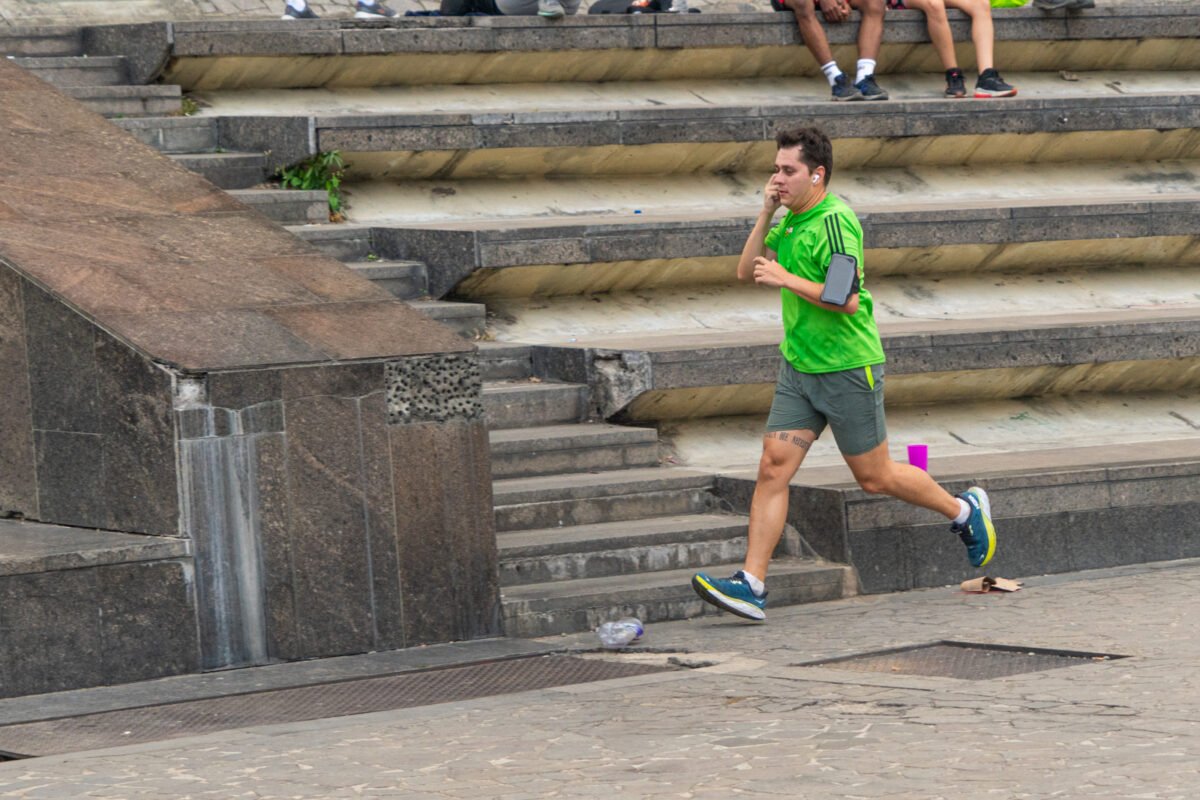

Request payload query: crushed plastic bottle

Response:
[595,617,644,649]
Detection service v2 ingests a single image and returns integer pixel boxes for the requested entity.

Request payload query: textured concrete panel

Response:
[0,266,35,516]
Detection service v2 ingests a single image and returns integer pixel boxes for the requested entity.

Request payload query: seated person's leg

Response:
[846,0,889,99]
[946,0,1017,97]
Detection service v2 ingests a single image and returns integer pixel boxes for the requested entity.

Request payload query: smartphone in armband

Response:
[819,253,859,307]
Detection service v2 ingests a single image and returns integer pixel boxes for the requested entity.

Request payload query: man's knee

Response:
[785,0,819,20]
[853,0,886,16]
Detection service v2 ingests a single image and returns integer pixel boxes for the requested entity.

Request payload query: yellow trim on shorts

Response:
[864,365,875,389]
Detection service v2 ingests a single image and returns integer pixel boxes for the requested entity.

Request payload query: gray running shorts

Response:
[765,358,887,456]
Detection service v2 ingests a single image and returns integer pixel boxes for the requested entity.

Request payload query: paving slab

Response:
[0,558,1198,797]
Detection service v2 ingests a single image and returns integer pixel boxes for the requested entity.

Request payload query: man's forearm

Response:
[737,210,777,282]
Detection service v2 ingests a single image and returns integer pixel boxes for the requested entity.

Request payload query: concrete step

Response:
[228,188,328,224]
[0,518,196,698]
[492,466,717,532]
[489,422,659,479]
[404,298,486,339]
[498,512,749,585]
[351,191,1200,300]
[159,8,1200,90]
[500,558,853,637]
[169,151,267,190]
[113,116,219,154]
[288,224,374,262]
[63,84,181,117]
[477,342,534,381]
[211,89,1200,182]
[531,308,1200,420]
[0,27,80,58]
[349,260,428,299]
[482,380,589,431]
[15,55,127,87]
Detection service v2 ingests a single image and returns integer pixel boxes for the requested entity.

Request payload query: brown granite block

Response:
[95,335,178,536]
[22,281,101,435]
[360,390,405,650]
[266,300,469,362]
[254,431,301,662]
[208,369,284,411]
[389,420,500,645]
[284,392,375,657]
[34,430,106,530]
[97,561,200,684]
[281,361,386,400]
[0,568,103,698]
[0,267,36,516]
[254,254,393,305]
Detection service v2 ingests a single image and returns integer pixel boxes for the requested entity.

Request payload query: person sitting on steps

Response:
[888,0,1017,98]
[771,0,890,102]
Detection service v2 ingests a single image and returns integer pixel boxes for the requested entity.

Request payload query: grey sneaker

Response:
[281,4,319,18]
[855,74,889,101]
[945,67,966,98]
[538,0,566,17]
[831,73,864,101]
[974,68,1017,98]
[355,0,398,17]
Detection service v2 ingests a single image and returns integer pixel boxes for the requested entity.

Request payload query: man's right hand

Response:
[818,0,850,22]
[763,176,782,215]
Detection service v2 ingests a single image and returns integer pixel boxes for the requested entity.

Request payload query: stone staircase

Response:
[5,5,1200,637]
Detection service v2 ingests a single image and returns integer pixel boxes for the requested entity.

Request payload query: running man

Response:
[691,126,996,622]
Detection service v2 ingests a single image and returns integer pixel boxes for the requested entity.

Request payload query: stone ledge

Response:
[147,6,1198,57]
[528,309,1200,417]
[362,196,1200,297]
[0,519,190,577]
[714,438,1200,593]
[297,93,1200,159]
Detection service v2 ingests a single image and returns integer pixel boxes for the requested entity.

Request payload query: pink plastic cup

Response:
[907,444,929,471]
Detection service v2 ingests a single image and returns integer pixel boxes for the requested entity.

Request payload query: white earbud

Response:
[812,176,820,184]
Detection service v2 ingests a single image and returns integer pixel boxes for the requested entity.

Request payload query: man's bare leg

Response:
[785,0,836,67]
[841,438,960,518]
[743,430,817,580]
[848,0,886,60]
[901,0,959,69]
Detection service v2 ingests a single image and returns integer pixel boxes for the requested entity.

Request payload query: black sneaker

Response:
[355,0,398,16]
[974,68,1017,98]
[281,4,319,18]
[945,67,966,98]
[855,74,889,101]
[831,73,864,101]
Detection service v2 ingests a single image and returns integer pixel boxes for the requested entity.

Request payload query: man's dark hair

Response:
[775,125,833,185]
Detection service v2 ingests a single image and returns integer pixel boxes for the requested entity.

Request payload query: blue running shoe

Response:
[855,74,889,101]
[281,4,319,18]
[691,571,767,621]
[831,73,864,102]
[356,0,398,16]
[952,486,996,568]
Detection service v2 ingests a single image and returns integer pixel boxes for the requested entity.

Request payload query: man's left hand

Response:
[753,256,789,288]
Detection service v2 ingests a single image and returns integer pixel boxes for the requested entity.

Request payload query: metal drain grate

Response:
[797,641,1126,680]
[0,654,669,758]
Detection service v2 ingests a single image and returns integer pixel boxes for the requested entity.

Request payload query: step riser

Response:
[409,307,485,339]
[0,36,80,58]
[118,121,219,154]
[174,160,267,190]
[501,536,748,585]
[483,387,589,430]
[295,233,373,263]
[85,98,181,118]
[479,349,533,381]
[490,441,659,480]
[28,65,127,87]
[502,567,850,637]
[363,272,427,300]
[231,191,327,225]
[495,489,714,532]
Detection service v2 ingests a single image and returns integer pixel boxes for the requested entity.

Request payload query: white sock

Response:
[856,58,876,84]
[820,61,843,87]
[953,498,970,526]
[741,571,766,597]
[287,0,307,9]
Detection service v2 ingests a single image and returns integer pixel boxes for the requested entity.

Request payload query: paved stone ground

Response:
[1,558,1198,798]
[0,0,1183,26]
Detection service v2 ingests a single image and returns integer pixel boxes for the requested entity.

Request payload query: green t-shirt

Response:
[763,194,885,374]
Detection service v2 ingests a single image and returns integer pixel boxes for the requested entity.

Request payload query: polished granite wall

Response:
[0,55,500,682]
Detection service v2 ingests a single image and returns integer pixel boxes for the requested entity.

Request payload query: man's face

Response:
[770,146,822,210]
